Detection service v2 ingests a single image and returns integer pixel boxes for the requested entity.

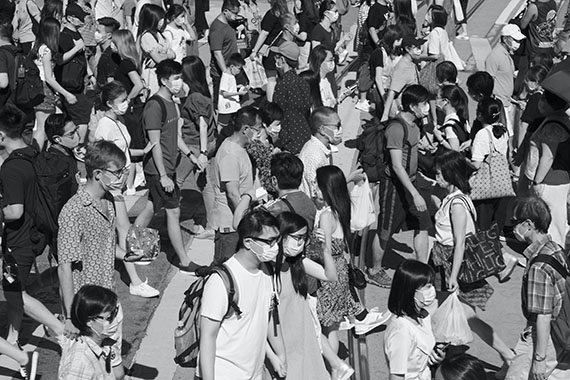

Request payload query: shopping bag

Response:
[350,177,376,232]
[244,58,268,89]
[444,41,465,71]
[124,225,160,262]
[432,292,473,345]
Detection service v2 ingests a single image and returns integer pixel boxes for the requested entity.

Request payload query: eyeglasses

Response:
[510,218,527,227]
[62,128,79,138]
[324,122,341,130]
[102,166,129,180]
[248,235,282,247]
[288,233,309,243]
[93,305,119,323]
[226,8,240,16]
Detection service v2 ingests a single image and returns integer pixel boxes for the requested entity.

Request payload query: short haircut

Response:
[236,209,279,250]
[85,140,127,179]
[45,113,74,143]
[277,53,299,69]
[270,152,304,190]
[260,102,283,126]
[429,5,448,28]
[100,80,127,111]
[222,0,240,11]
[97,17,120,33]
[0,104,25,139]
[71,285,118,337]
[434,149,472,194]
[436,61,457,84]
[512,196,551,234]
[401,85,429,112]
[0,23,13,40]
[309,106,337,135]
[234,105,260,132]
[544,90,569,111]
[227,52,245,67]
[439,354,486,380]
[525,65,548,83]
[318,0,336,20]
[156,59,182,84]
[388,259,435,320]
[466,71,494,97]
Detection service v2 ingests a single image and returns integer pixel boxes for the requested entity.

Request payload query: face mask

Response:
[291,23,300,34]
[168,78,183,94]
[417,103,430,118]
[327,10,339,22]
[284,236,304,257]
[245,126,261,142]
[94,31,107,44]
[266,121,281,134]
[114,100,129,115]
[510,40,521,52]
[100,171,126,192]
[415,284,436,309]
[513,222,527,242]
[250,240,280,262]
[90,319,113,339]
[324,126,342,145]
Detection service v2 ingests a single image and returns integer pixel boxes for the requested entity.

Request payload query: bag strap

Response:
[211,264,242,318]
[447,193,476,224]
[147,95,168,125]
[279,195,296,214]
[266,30,283,49]
[529,254,570,279]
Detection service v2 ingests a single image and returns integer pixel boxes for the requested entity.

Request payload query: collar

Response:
[84,336,111,360]
[443,112,459,125]
[523,234,552,261]
[310,135,331,157]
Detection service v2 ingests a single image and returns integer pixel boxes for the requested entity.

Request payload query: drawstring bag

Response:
[432,291,473,345]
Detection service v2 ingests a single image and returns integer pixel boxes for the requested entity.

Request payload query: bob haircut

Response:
[71,285,118,336]
[429,5,448,28]
[236,209,279,250]
[388,259,435,321]
[439,354,487,380]
[434,149,472,194]
[401,85,429,112]
[512,196,551,234]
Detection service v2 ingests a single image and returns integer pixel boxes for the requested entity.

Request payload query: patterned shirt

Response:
[522,234,569,320]
[58,189,116,294]
[58,336,115,380]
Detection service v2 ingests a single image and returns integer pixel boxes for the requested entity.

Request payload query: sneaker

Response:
[179,261,202,275]
[19,351,38,380]
[354,309,392,335]
[456,33,470,40]
[366,268,392,288]
[338,317,355,331]
[129,279,159,298]
[332,362,354,380]
[355,100,371,112]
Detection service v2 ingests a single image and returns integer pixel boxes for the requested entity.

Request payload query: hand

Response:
[447,275,459,292]
[347,168,366,184]
[532,358,547,380]
[160,175,175,193]
[197,153,208,169]
[238,85,249,95]
[65,93,77,104]
[73,38,85,52]
[143,141,157,155]
[314,228,325,243]
[189,154,205,171]
[428,347,445,365]
[433,126,444,142]
[249,52,259,60]
[459,140,471,152]
[64,319,81,341]
[380,115,389,123]
[269,355,287,378]
[532,183,544,197]
[412,193,427,212]
[87,75,96,88]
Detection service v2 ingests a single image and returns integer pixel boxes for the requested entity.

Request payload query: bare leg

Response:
[0,337,28,365]
[112,364,125,380]
[33,111,50,150]
[320,332,345,369]
[414,230,429,263]
[165,207,192,266]
[134,201,154,228]
[371,233,385,269]
[266,77,277,102]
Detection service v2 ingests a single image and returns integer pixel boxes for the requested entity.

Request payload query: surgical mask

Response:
[250,240,280,262]
[94,31,107,44]
[513,223,527,242]
[168,78,183,94]
[327,10,339,22]
[284,236,304,257]
[91,319,113,339]
[418,103,430,117]
[414,284,436,309]
[100,171,127,192]
[324,126,342,145]
[290,23,300,34]
[510,40,521,52]
[114,100,129,115]
[266,121,281,134]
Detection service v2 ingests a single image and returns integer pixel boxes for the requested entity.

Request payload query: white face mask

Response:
[414,284,436,309]
[327,10,339,22]
[324,125,342,145]
[266,121,281,134]
[284,236,304,257]
[94,31,107,44]
[250,240,280,262]
[168,78,184,94]
[114,100,129,115]
[418,103,430,117]
[291,23,300,34]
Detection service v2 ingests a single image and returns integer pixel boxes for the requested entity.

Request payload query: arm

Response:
[199,316,221,380]
[447,203,469,292]
[381,90,396,122]
[57,263,75,317]
[311,40,321,49]
[302,252,338,282]
[213,50,227,72]
[532,313,551,379]
[147,129,168,176]
[389,149,425,211]
[60,40,85,64]
[126,70,144,100]
[225,181,242,212]
[368,27,380,47]
[267,314,287,375]
[0,73,8,89]
[313,209,339,281]
[374,66,385,98]
[2,204,23,221]
[43,50,75,101]
[232,192,253,229]
[251,30,270,56]
[520,4,538,30]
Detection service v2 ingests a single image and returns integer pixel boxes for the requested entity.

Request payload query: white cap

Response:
[501,24,526,40]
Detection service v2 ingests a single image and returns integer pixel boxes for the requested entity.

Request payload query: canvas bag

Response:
[244,57,268,89]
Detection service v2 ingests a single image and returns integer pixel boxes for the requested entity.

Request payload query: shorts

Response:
[34,82,60,114]
[108,303,124,367]
[145,173,181,213]
[2,247,35,293]
[213,230,239,264]
[378,177,432,244]
[62,90,96,125]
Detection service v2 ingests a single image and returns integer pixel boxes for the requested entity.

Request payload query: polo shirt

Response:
[485,43,514,106]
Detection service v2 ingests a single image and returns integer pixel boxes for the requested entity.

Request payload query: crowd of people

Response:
[1,0,570,379]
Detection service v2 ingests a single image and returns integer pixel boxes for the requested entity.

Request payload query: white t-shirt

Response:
[200,256,273,380]
[384,315,435,380]
[164,24,191,63]
[218,72,241,114]
[435,190,477,246]
[320,78,337,108]
[95,116,132,166]
[35,44,53,82]
[471,124,509,162]
[427,27,450,57]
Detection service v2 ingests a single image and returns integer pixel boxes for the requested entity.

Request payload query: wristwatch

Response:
[534,353,546,362]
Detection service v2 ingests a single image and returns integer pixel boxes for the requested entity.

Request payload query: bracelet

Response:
[534,353,546,362]
[241,193,253,202]
[200,150,208,155]
[186,152,192,158]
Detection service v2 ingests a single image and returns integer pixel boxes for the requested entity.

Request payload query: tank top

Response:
[527,0,557,57]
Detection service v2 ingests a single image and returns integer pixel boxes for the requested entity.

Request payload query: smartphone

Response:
[435,342,451,352]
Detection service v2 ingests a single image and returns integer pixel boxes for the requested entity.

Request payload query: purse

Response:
[124,225,161,262]
[469,128,515,200]
[445,195,506,285]
[348,263,367,289]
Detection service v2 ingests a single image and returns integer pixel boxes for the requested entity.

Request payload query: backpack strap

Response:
[279,195,296,214]
[211,264,242,318]
[529,254,570,279]
[147,95,168,125]
[0,45,17,94]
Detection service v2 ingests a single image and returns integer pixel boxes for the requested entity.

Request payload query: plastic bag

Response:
[431,292,473,345]
[244,58,267,89]
[350,177,376,232]
[124,225,160,263]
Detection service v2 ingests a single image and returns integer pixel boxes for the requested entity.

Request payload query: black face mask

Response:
[228,16,247,29]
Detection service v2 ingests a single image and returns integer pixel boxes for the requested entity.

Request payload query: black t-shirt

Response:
[261,11,282,47]
[0,146,36,250]
[45,145,79,217]
[96,46,121,88]
[0,44,16,107]
[55,27,88,93]
[369,46,384,69]
[311,24,335,52]
[363,3,390,54]
[521,92,543,125]
[114,57,137,93]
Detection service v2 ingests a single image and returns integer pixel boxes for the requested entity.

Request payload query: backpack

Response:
[60,55,87,94]
[26,1,39,36]
[345,116,408,183]
[173,263,241,367]
[527,252,570,367]
[0,46,44,109]
[4,149,76,259]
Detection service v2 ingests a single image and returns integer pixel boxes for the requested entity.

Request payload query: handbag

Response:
[348,263,367,289]
[469,128,515,200]
[124,225,161,262]
[445,195,506,285]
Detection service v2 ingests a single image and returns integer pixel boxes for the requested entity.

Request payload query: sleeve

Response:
[140,32,159,54]
[219,73,231,92]
[94,119,121,145]
[366,5,381,29]
[526,265,556,315]
[219,152,241,183]
[261,11,277,33]
[0,163,25,206]
[58,31,75,54]
[385,122,406,150]
[57,204,83,263]
[188,93,212,119]
[209,25,224,51]
[200,273,230,321]
[521,95,541,124]
[427,29,441,55]
[389,64,407,93]
[485,52,499,77]
[471,129,491,162]
[444,125,458,140]
[299,13,309,33]
[369,48,384,69]
[122,58,137,76]
[143,100,163,131]
[540,122,570,143]
[0,51,8,74]
[384,325,412,375]
[310,25,324,42]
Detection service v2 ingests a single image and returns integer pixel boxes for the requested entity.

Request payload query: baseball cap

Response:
[501,24,526,40]
[66,3,88,21]
[402,35,426,48]
[270,41,300,62]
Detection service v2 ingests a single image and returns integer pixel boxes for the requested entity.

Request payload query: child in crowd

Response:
[164,4,196,62]
[218,53,248,127]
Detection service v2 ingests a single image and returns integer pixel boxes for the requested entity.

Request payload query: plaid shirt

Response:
[522,235,569,321]
[58,336,115,380]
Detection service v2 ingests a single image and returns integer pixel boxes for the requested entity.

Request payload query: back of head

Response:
[71,285,118,337]
[429,4,448,28]
[439,84,469,122]
[111,29,140,69]
[318,0,335,20]
[227,52,245,68]
[165,4,186,23]
[156,59,182,84]
[309,106,337,135]
[85,140,127,179]
[234,105,260,132]
[299,69,323,108]
[382,25,403,55]
[401,85,429,112]
[525,64,548,83]
[466,71,494,98]
[0,104,25,140]
[476,96,501,125]
[316,165,350,238]
[0,23,13,42]
[439,354,487,380]
[260,102,283,126]
[138,3,164,37]
[45,113,73,143]
[222,0,241,11]
[237,209,279,250]
[436,61,457,84]
[41,0,63,21]
[513,196,551,234]
[97,17,120,33]
[270,152,304,190]
[181,55,210,98]
[434,149,472,194]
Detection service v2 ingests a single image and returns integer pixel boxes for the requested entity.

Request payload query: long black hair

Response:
[477,96,506,138]
[181,55,211,98]
[316,165,351,241]
[439,85,469,125]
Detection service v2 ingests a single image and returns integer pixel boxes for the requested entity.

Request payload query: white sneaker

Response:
[129,279,159,298]
[456,33,470,40]
[338,317,355,331]
[354,309,392,335]
[332,362,354,380]
[355,100,371,112]
[19,351,38,380]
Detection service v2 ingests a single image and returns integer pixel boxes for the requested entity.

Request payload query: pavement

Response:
[1,0,567,379]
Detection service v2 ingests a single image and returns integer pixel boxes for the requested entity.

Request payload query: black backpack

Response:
[345,117,408,183]
[0,46,44,109]
[60,55,87,94]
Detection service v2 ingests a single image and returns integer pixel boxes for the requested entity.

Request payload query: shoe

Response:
[355,100,371,113]
[498,253,518,283]
[19,351,38,380]
[495,349,515,380]
[366,268,392,288]
[332,362,354,380]
[354,309,392,335]
[196,228,215,240]
[456,33,470,40]
[179,261,202,275]
[129,279,159,298]
[338,317,355,331]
